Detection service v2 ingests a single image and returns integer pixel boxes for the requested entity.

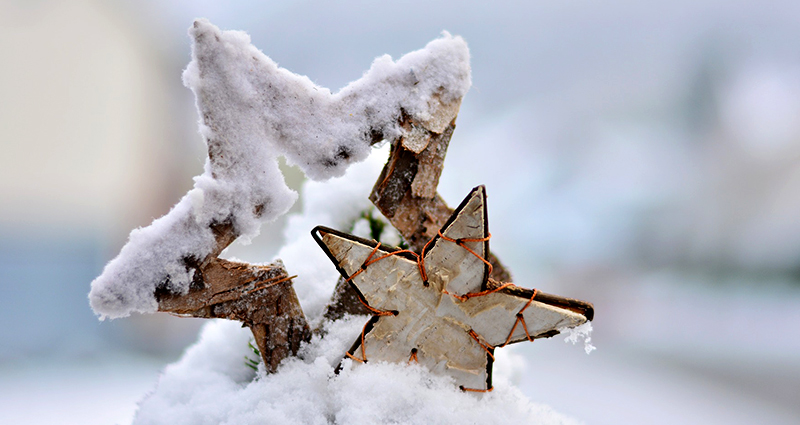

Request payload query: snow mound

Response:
[133,319,580,425]
[88,19,471,319]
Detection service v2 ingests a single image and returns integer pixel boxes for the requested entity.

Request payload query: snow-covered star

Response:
[313,186,593,391]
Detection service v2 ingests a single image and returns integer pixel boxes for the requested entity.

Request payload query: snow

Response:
[88,19,471,319]
[133,318,581,425]
[561,322,596,355]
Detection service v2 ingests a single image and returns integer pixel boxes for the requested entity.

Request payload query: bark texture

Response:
[156,219,310,372]
[158,257,311,373]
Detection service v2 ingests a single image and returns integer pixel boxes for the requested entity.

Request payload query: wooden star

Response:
[313,186,594,391]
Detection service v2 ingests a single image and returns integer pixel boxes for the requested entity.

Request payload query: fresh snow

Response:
[88,19,470,319]
[562,322,596,355]
[133,318,580,425]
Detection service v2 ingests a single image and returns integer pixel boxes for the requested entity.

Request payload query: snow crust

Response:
[88,19,470,319]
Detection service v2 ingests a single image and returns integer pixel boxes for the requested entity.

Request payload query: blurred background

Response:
[1,0,799,423]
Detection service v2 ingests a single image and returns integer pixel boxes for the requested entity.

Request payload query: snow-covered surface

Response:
[130,318,579,425]
[88,20,470,319]
[86,21,589,420]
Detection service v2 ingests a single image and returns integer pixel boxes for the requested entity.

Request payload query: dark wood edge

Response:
[310,225,406,325]
[311,225,418,269]
[335,314,383,373]
[485,347,494,390]
[497,283,595,321]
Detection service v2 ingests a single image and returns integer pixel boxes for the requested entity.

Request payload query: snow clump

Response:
[562,321,596,355]
[133,319,581,425]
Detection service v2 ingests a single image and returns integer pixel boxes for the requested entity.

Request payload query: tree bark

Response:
[158,257,311,373]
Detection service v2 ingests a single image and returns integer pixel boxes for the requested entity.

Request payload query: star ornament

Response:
[312,186,594,392]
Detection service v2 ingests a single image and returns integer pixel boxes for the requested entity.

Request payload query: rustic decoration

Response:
[313,186,594,391]
[92,20,594,386]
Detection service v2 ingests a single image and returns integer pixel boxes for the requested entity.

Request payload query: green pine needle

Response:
[245,339,262,371]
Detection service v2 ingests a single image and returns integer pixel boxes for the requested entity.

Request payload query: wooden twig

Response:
[370,114,512,281]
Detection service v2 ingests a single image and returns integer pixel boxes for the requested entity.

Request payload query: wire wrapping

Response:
[342,227,539,384]
[245,274,297,295]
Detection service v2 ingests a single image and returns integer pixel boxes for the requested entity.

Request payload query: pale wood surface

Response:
[317,187,589,391]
